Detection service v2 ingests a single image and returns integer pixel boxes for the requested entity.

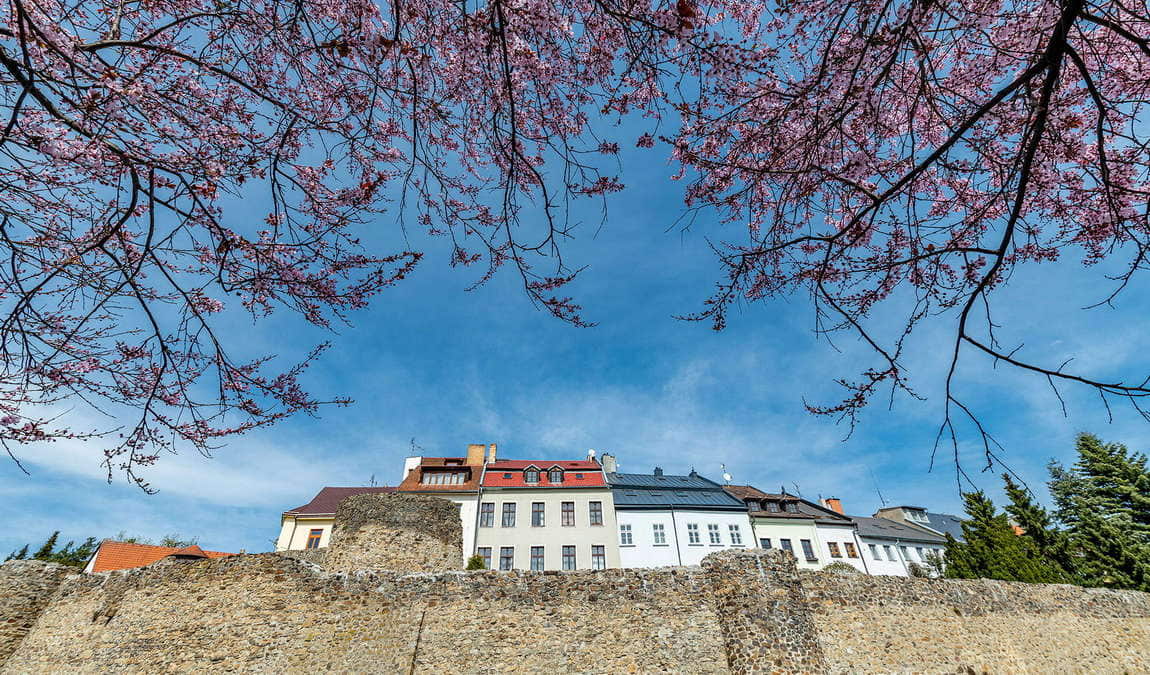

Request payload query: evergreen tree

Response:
[944,491,1070,584]
[32,532,59,561]
[5,544,28,561]
[1002,474,1079,582]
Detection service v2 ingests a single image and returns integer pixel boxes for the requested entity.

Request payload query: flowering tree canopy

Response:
[1,0,1147,484]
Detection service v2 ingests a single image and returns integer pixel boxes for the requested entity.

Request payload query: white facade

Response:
[857,536,946,576]
[276,515,334,551]
[615,509,752,568]
[473,488,620,571]
[812,522,869,573]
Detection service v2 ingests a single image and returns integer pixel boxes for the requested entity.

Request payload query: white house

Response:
[606,461,752,568]
[852,515,947,576]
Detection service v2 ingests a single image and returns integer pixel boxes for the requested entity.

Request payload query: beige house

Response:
[474,457,620,571]
[276,486,397,551]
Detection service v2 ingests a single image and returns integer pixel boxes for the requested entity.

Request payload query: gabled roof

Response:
[607,471,747,510]
[723,485,819,520]
[284,486,398,516]
[482,460,605,488]
[89,540,233,573]
[851,516,947,544]
[922,511,965,541]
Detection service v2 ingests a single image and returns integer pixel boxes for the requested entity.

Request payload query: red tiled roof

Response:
[284,486,398,516]
[482,460,606,488]
[89,541,233,573]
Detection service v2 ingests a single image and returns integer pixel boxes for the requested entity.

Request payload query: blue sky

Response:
[5,134,1150,558]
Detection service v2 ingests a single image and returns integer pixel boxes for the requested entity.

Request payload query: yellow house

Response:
[275,486,397,551]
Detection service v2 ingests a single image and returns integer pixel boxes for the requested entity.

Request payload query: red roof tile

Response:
[396,458,481,493]
[89,541,233,573]
[482,461,606,488]
[283,486,398,516]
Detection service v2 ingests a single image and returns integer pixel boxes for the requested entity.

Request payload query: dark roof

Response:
[284,487,398,516]
[923,511,966,541]
[852,516,947,544]
[723,485,853,523]
[607,472,747,510]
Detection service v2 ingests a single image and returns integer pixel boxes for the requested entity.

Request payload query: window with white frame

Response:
[531,502,545,527]
[549,468,564,483]
[530,546,544,571]
[561,501,575,526]
[619,523,633,546]
[844,542,859,558]
[687,523,701,545]
[479,502,494,528]
[800,539,817,562]
[728,524,743,546]
[652,523,666,545]
[499,547,514,570]
[478,547,492,569]
[501,503,516,527]
[589,501,603,526]
[828,542,842,558]
[884,545,895,561]
[869,543,880,560]
[759,538,772,549]
[524,468,540,484]
[591,545,606,570]
[707,523,721,545]
[562,545,576,570]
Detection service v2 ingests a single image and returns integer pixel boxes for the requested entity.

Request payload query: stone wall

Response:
[4,554,726,673]
[0,560,71,664]
[324,493,462,573]
[802,570,1150,674]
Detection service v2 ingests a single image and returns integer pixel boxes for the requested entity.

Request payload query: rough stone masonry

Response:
[3,493,1149,674]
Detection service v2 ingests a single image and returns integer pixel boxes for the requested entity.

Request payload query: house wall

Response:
[858,536,911,576]
[812,523,868,573]
[615,509,751,568]
[474,488,619,570]
[275,515,335,551]
[747,517,824,569]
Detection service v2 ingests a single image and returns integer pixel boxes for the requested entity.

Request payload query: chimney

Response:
[466,444,486,465]
[487,443,497,463]
[654,467,664,477]
[600,453,617,473]
[822,497,844,514]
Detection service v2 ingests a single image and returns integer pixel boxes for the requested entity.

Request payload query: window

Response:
[478,547,492,569]
[549,468,564,483]
[900,545,912,560]
[479,502,494,528]
[619,523,633,546]
[869,544,880,560]
[707,523,722,545]
[780,538,794,555]
[653,523,667,545]
[502,472,512,479]
[562,545,576,570]
[687,523,701,545]
[884,545,896,561]
[800,539,817,562]
[524,468,540,484]
[759,538,772,549]
[827,542,842,558]
[916,546,925,559]
[575,473,584,479]
[844,542,859,558]
[421,470,465,485]
[589,501,603,526]
[785,502,799,513]
[530,546,545,571]
[532,502,545,527]
[501,502,516,527]
[562,501,575,526]
[591,545,606,570]
[766,501,780,513]
[306,529,323,549]
[499,547,514,570]
[729,524,743,546]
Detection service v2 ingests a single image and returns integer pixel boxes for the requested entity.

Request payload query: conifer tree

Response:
[945,491,1069,584]
[4,545,28,561]
[32,532,59,561]
[1002,474,1079,582]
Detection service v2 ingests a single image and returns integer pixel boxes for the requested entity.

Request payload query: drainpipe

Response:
[669,507,683,566]
[851,527,871,575]
[471,464,487,557]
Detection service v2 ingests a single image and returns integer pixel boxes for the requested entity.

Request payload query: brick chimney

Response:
[466,444,486,465]
[821,497,844,514]
[487,443,497,463]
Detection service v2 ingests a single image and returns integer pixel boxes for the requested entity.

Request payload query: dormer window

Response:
[421,470,466,485]
[524,467,540,484]
[785,502,799,513]
[766,501,780,512]
[549,467,564,483]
